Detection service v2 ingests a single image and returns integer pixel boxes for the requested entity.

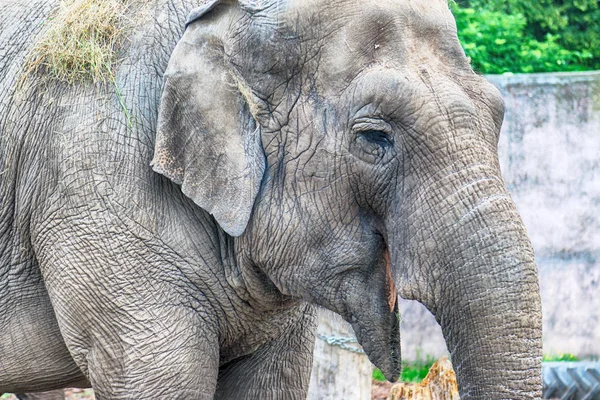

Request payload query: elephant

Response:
[0,0,543,399]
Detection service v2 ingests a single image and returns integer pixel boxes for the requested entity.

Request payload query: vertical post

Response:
[307,309,373,400]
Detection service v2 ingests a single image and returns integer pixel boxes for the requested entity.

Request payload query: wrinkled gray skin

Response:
[0,0,542,398]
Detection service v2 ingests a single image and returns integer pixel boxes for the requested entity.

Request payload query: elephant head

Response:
[152,0,542,398]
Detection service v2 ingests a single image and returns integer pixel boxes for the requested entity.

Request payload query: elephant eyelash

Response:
[349,119,395,163]
[358,130,394,147]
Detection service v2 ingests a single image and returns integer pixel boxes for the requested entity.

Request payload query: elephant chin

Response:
[350,301,401,382]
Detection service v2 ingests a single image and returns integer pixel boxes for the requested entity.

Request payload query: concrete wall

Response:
[399,71,600,360]
[493,71,600,357]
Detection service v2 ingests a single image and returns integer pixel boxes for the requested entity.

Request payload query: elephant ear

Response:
[152,0,265,237]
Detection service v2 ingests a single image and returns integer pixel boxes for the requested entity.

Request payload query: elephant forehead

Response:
[300,0,465,91]
[286,0,453,43]
[227,0,461,90]
[286,0,450,17]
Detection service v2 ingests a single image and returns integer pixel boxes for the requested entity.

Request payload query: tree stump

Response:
[307,309,373,400]
[388,357,460,400]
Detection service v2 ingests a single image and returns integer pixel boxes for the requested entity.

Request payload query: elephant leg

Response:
[83,328,219,400]
[45,289,221,400]
[0,271,85,393]
[214,303,318,400]
[33,236,222,399]
[45,284,221,400]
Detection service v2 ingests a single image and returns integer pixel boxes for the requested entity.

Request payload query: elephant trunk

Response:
[392,175,543,399]
[438,201,541,398]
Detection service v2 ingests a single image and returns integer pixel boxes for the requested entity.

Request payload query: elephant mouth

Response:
[343,242,401,381]
[351,301,401,381]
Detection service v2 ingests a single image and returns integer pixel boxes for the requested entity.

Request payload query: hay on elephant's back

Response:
[27,0,129,84]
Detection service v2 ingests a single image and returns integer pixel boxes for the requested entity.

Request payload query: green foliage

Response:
[451,0,600,74]
[373,356,436,383]
[543,353,581,362]
[400,357,436,383]
[373,353,583,383]
[372,368,387,382]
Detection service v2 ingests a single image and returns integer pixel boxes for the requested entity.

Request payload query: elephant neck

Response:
[217,229,298,312]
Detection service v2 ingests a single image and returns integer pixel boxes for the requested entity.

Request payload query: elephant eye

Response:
[351,128,396,164]
[359,130,393,147]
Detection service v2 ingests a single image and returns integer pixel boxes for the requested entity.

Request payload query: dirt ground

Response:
[372,380,394,399]
[59,389,94,399]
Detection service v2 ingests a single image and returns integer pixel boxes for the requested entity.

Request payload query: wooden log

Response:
[388,357,460,400]
[307,309,373,400]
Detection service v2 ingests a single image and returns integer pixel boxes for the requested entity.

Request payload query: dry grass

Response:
[26,0,128,84]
